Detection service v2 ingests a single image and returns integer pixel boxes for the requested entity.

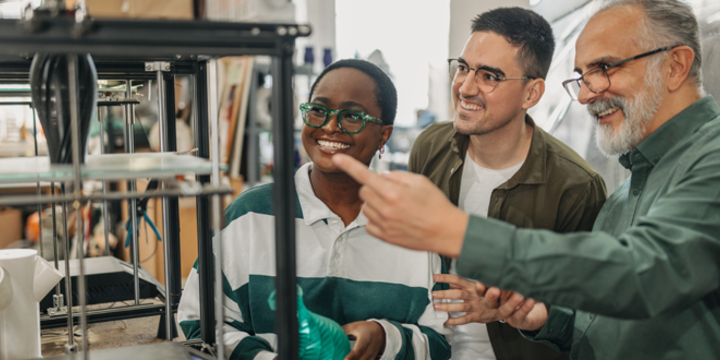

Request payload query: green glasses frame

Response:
[299,102,385,134]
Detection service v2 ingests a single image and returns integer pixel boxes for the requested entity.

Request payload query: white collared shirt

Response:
[179,163,452,360]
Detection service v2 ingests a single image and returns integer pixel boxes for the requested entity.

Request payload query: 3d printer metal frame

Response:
[0,12,309,360]
[0,62,202,334]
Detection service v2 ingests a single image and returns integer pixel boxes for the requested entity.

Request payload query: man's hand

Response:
[432,274,517,325]
[332,154,468,258]
[343,321,386,360]
[490,290,549,331]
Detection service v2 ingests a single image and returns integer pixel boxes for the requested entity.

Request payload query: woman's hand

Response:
[343,321,386,360]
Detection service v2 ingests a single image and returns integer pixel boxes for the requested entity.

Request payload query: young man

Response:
[334,0,720,359]
[408,8,606,360]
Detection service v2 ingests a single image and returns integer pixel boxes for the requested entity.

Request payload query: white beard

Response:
[589,63,664,156]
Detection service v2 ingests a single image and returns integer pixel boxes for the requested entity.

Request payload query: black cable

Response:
[30,53,98,165]
[135,107,153,149]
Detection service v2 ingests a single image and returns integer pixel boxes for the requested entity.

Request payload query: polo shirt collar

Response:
[295,162,368,228]
[448,114,548,188]
[619,96,719,170]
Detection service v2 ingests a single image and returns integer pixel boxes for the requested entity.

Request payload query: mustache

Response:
[587,97,626,120]
[457,93,486,107]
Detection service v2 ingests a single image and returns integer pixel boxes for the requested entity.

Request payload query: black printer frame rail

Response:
[0,15,308,360]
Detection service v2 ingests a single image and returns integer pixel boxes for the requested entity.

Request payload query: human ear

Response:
[667,46,695,92]
[378,125,393,149]
[522,78,545,110]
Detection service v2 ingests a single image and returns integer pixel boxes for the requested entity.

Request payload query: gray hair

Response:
[596,0,703,89]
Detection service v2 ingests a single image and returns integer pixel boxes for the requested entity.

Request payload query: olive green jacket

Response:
[457,96,720,360]
[409,116,607,360]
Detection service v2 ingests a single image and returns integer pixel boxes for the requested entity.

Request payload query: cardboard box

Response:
[78,0,193,20]
[0,207,23,249]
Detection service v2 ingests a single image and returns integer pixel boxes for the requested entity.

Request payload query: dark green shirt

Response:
[456,96,720,359]
[410,116,607,360]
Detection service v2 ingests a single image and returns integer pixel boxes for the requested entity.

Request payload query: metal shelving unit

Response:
[0,153,227,184]
[0,7,308,360]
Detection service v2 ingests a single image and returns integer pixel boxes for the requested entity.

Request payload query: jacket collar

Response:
[448,114,548,189]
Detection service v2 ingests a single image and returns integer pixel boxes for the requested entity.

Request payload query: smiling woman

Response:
[300,60,397,230]
[178,59,453,360]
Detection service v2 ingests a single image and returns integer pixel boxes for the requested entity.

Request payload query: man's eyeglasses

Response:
[562,45,679,100]
[448,59,535,94]
[299,103,384,134]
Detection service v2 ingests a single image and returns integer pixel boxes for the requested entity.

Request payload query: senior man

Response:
[333,0,720,359]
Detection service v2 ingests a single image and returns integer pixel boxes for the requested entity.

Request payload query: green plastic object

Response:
[269,286,351,360]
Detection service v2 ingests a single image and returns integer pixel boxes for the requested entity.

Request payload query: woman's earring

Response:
[378,146,385,159]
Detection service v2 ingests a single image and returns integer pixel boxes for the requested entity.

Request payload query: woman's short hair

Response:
[308,59,398,125]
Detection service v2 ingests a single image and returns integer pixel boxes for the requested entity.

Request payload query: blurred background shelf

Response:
[0,153,229,184]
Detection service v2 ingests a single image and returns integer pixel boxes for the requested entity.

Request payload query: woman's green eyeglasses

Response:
[299,103,385,134]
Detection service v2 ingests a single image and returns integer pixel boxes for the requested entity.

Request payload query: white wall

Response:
[335,0,450,127]
[329,0,533,124]
[295,0,336,74]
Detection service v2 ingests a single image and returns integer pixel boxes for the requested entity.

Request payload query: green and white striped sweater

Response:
[178,163,452,360]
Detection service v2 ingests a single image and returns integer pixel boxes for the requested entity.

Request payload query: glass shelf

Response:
[0,153,228,184]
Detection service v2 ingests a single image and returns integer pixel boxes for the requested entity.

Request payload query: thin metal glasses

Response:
[448,58,535,94]
[299,102,384,134]
[562,45,678,100]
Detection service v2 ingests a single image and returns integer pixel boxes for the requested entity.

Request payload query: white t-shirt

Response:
[451,152,524,360]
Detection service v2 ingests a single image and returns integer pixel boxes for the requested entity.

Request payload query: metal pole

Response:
[208,58,225,359]
[51,184,61,296]
[34,104,66,315]
[32,106,44,258]
[272,48,299,360]
[98,107,111,256]
[247,66,259,187]
[125,80,140,305]
[156,69,174,341]
[163,72,182,315]
[61,185,74,352]
[194,61,216,347]
[67,54,88,359]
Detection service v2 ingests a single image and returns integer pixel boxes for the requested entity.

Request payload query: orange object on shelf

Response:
[25,212,40,243]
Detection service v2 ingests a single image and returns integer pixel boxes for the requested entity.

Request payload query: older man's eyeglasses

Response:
[299,103,384,134]
[448,59,535,94]
[562,45,679,100]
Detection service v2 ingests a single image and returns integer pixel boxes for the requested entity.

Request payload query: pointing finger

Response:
[381,169,422,187]
[333,154,389,189]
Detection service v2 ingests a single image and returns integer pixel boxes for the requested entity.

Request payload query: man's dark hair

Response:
[471,7,555,80]
[309,59,397,125]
